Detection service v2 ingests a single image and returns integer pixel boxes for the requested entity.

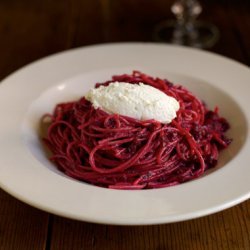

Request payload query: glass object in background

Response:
[153,0,219,49]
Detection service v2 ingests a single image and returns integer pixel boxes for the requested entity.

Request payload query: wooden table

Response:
[0,1,249,249]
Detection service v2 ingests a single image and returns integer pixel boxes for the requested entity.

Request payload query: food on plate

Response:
[42,71,231,189]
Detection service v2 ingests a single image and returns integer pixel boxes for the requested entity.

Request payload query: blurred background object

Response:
[153,0,220,48]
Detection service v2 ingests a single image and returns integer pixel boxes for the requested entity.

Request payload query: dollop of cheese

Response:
[85,82,179,124]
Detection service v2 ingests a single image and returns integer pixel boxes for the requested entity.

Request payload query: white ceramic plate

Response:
[0,43,249,225]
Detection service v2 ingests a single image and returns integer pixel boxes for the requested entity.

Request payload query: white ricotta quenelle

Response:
[85,82,180,124]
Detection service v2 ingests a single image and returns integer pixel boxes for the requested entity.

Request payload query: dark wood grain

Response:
[226,0,250,65]
[0,189,49,250]
[0,1,249,250]
[204,1,247,64]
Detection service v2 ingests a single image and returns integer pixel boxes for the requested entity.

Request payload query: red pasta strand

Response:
[42,71,231,189]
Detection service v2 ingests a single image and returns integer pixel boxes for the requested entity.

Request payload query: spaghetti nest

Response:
[42,71,231,189]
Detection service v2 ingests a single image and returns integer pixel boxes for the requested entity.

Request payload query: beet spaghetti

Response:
[42,71,231,189]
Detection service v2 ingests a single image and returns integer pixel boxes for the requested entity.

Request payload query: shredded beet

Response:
[42,71,231,189]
